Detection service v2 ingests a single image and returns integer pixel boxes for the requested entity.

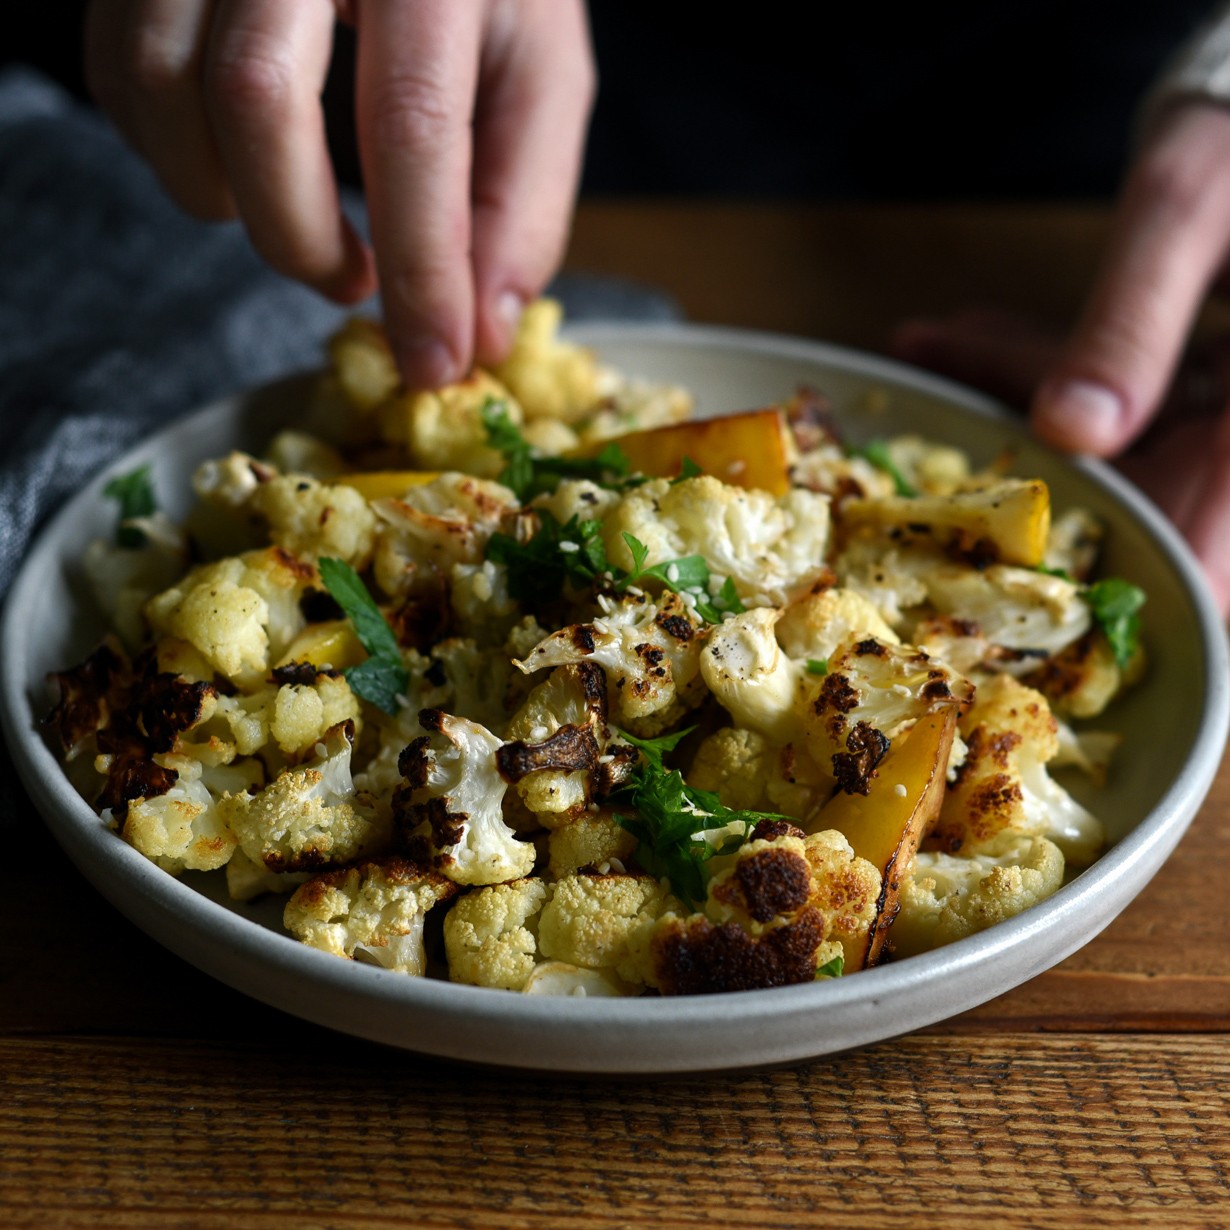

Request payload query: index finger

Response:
[354,0,483,389]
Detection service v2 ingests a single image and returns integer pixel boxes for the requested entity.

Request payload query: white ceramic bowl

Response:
[3,323,1227,1073]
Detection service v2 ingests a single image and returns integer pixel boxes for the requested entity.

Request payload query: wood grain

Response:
[2,1034,1228,1229]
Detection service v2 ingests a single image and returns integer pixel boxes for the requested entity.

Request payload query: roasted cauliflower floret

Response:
[602,475,831,607]
[284,855,460,975]
[546,810,637,878]
[501,662,609,821]
[515,590,705,735]
[395,709,536,886]
[121,754,238,873]
[491,297,602,423]
[144,546,316,682]
[371,472,519,601]
[250,472,376,567]
[442,877,550,990]
[82,511,190,651]
[892,832,1065,957]
[537,871,680,991]
[700,606,806,745]
[923,562,1093,663]
[220,720,388,872]
[265,669,361,758]
[383,369,520,476]
[806,635,974,795]
[650,823,879,994]
[929,674,1104,867]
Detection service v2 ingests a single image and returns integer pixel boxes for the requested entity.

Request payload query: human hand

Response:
[892,102,1230,614]
[84,0,595,390]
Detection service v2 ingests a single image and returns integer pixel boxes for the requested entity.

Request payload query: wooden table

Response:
[4,202,1229,1228]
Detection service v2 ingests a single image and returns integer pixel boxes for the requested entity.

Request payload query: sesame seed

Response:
[894,783,908,797]
[558,541,579,553]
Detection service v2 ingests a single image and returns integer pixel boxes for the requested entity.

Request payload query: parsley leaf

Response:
[816,954,844,979]
[848,439,918,498]
[103,465,157,547]
[672,456,704,482]
[317,557,409,713]
[610,730,790,909]
[486,511,608,605]
[1084,577,1146,669]
[618,533,746,625]
[482,400,640,501]
[806,658,828,676]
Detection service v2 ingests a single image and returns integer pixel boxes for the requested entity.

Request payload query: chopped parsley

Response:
[317,557,409,714]
[486,512,608,604]
[848,439,917,498]
[483,516,745,625]
[103,465,157,547]
[611,728,788,909]
[482,400,641,501]
[806,658,828,676]
[672,456,704,482]
[816,954,844,979]
[1084,577,1146,669]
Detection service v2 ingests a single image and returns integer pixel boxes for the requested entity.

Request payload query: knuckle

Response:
[366,74,462,156]
[207,36,297,119]
[126,27,191,99]
[1131,147,1209,227]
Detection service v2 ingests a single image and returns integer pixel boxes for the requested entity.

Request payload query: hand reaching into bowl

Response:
[83,0,595,391]
[892,102,1230,616]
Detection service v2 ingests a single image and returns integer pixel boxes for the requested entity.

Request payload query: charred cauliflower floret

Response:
[220,720,388,873]
[922,562,1092,664]
[395,709,536,886]
[602,475,831,608]
[930,674,1104,867]
[284,855,460,975]
[537,871,681,991]
[442,877,551,990]
[892,832,1065,957]
[501,662,610,822]
[650,823,879,995]
[515,590,706,735]
[806,635,974,796]
[121,753,239,873]
[371,473,519,601]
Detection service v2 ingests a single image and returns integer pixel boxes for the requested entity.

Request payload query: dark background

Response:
[8,2,1222,199]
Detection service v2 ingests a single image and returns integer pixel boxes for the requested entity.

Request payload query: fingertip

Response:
[391,335,463,392]
[475,289,526,367]
[1031,378,1128,456]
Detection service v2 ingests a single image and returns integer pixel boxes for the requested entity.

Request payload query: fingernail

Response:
[1035,379,1124,451]
[396,337,460,391]
[497,290,525,346]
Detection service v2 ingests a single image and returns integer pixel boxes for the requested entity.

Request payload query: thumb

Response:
[1033,104,1230,457]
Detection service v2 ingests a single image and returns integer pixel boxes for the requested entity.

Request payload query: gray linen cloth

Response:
[0,67,675,825]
